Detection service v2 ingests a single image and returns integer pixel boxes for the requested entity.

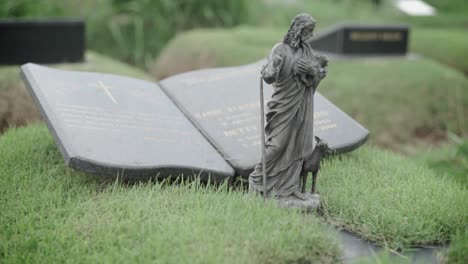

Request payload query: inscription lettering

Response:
[56,104,197,145]
[349,31,402,42]
[223,126,257,137]
[181,66,255,86]
[194,106,340,150]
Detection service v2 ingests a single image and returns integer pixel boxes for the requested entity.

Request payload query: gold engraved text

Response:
[349,31,402,42]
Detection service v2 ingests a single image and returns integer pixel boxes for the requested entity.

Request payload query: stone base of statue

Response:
[277,192,321,211]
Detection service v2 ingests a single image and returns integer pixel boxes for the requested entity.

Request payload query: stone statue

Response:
[249,13,328,209]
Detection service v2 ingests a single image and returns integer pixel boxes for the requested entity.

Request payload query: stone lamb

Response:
[301,136,332,194]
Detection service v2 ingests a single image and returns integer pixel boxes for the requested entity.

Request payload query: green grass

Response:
[411,28,468,75]
[154,26,468,77]
[321,58,468,153]
[246,0,401,29]
[58,51,153,80]
[151,27,278,79]
[424,0,468,14]
[318,147,468,250]
[248,0,468,29]
[386,136,468,261]
[414,136,468,189]
[1,124,466,261]
[444,230,468,264]
[0,124,340,263]
[153,27,468,153]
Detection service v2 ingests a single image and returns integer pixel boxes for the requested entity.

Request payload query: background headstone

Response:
[0,19,85,64]
[311,24,409,55]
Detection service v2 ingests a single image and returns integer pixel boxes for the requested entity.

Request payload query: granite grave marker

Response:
[311,24,409,55]
[21,64,234,181]
[21,62,369,180]
[0,19,85,64]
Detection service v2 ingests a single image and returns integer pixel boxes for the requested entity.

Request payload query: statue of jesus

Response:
[249,13,328,207]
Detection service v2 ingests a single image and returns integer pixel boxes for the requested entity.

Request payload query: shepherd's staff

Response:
[260,77,267,201]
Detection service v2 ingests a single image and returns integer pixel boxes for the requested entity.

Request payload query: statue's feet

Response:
[277,192,321,211]
[292,190,309,201]
[305,192,320,200]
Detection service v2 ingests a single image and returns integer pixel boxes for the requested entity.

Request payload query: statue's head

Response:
[283,13,316,49]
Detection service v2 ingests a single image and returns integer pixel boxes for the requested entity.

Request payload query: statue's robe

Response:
[249,42,316,197]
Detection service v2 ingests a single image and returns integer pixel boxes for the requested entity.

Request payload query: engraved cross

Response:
[90,81,118,104]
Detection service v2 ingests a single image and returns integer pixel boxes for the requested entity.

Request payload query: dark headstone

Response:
[161,61,369,176]
[21,63,234,180]
[0,19,85,64]
[311,24,409,55]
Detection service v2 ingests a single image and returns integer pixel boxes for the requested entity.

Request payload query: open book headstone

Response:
[21,62,369,180]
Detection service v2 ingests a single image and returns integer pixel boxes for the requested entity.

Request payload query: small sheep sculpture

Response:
[301,136,332,194]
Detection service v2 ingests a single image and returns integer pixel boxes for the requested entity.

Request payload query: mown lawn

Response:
[410,28,468,75]
[1,1,467,263]
[153,25,468,77]
[318,147,467,250]
[247,0,468,37]
[415,137,468,189]
[0,125,340,264]
[150,26,468,262]
[1,125,466,262]
[321,58,468,153]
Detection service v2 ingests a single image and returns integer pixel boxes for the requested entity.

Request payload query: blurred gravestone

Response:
[311,24,409,55]
[0,19,85,64]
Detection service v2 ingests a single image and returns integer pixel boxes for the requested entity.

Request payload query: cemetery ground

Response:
[1,51,467,263]
[148,25,468,263]
[1,125,466,263]
[1,0,467,263]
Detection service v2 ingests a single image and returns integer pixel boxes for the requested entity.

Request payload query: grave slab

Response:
[0,19,85,64]
[311,24,409,55]
[21,63,235,180]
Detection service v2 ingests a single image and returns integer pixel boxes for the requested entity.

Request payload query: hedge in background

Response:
[0,0,250,68]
